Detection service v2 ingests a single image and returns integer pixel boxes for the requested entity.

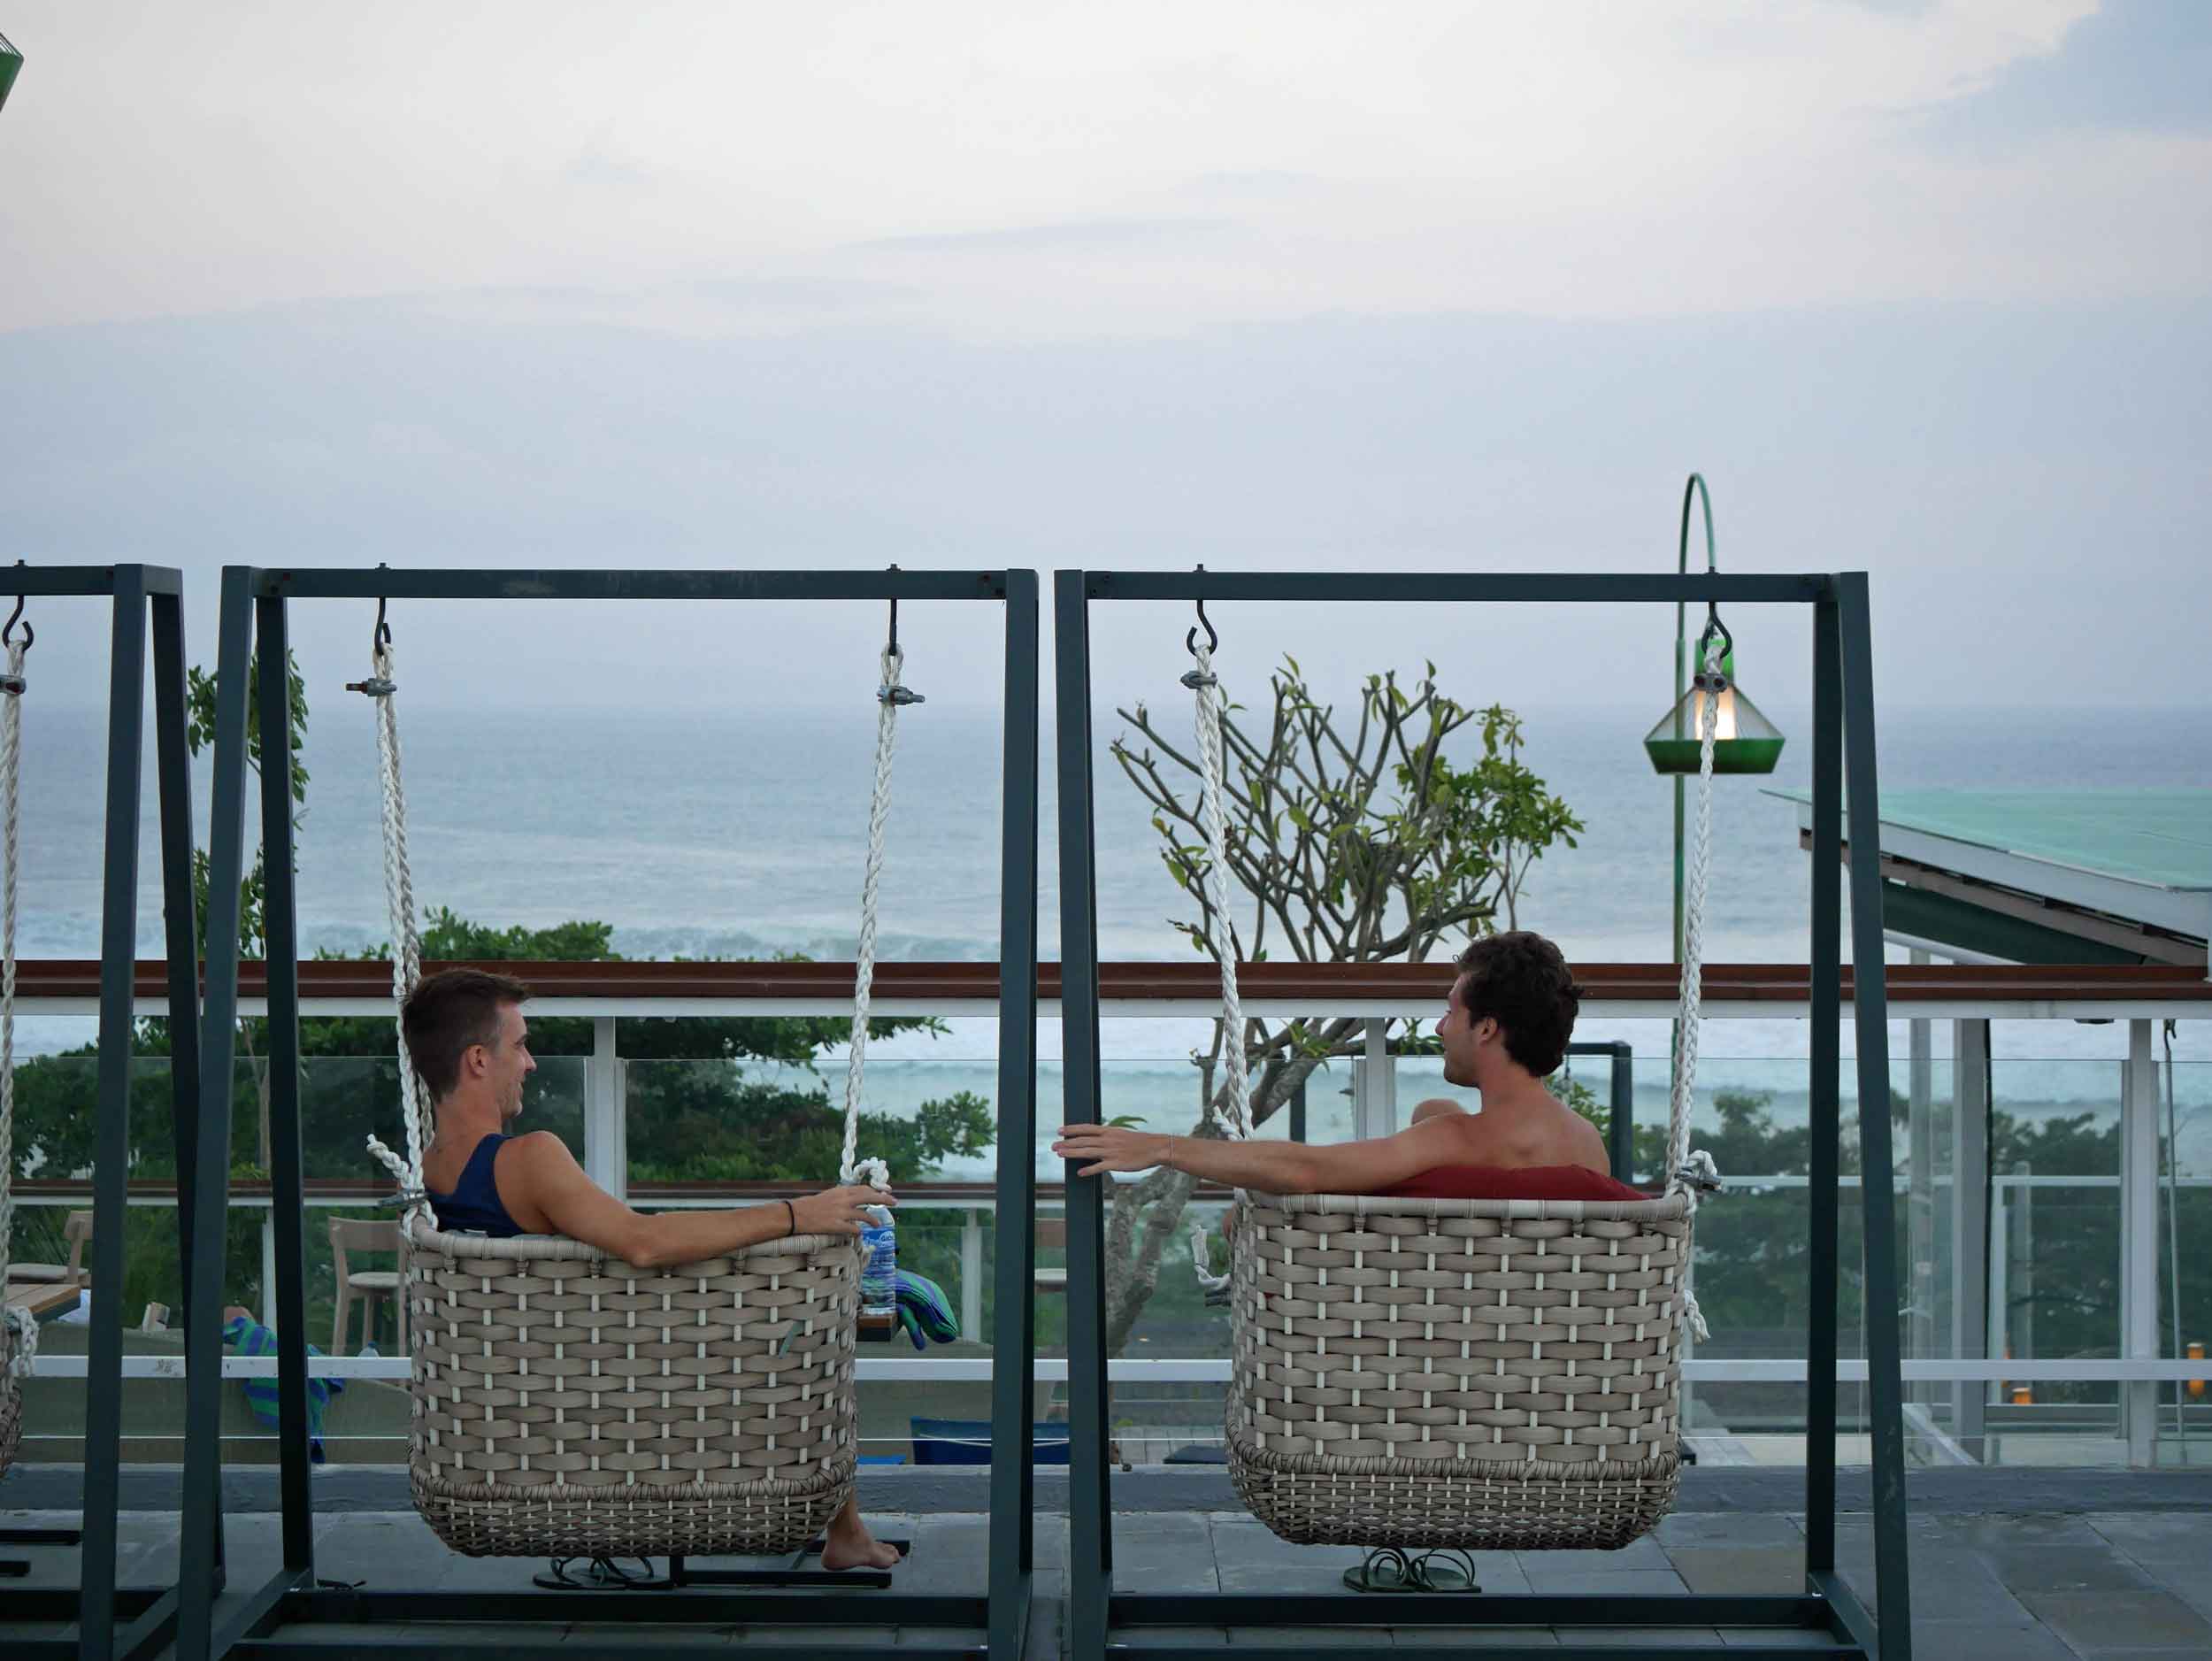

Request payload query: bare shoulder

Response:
[1564,1105,1612,1173]
[503,1131,582,1173]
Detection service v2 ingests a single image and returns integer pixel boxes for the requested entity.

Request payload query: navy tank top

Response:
[426,1134,524,1237]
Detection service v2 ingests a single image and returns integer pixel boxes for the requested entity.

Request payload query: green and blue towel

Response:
[223,1312,347,1463]
[895,1269,958,1350]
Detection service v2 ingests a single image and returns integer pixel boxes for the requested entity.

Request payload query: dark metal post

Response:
[1289,1074,1307,1144]
[1838,574,1913,1655]
[256,598,315,1571]
[1805,594,1843,1578]
[150,590,208,1334]
[78,570,149,1661]
[178,569,260,1661]
[150,584,221,1640]
[986,570,1041,1661]
[1609,1043,1634,1184]
[1055,571,1111,1661]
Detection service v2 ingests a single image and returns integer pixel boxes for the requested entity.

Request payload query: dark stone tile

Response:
[1109,1512,1218,1595]
[1658,1512,1802,1548]
[1835,1547,2030,1625]
[1716,1630,1838,1649]
[1510,1567,1692,1596]
[1117,1627,1228,1649]
[1558,1627,1722,1647]
[1976,1542,2157,1595]
[1207,1520,1369,1596]
[905,1514,992,1596]
[2016,1589,2212,1651]
[2085,1511,2208,1555]
[1663,1544,1807,1595]
[1913,1512,2108,1549]
[1392,1628,1560,1648]
[1902,1623,2077,1661]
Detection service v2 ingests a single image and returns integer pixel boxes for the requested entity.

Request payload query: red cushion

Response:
[1377,1164,1647,1202]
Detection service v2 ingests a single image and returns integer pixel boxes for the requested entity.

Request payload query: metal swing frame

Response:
[183,565,1042,1661]
[1053,568,1913,1659]
[1,565,203,1661]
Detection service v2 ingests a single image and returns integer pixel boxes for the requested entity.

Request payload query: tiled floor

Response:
[3,1504,2207,1655]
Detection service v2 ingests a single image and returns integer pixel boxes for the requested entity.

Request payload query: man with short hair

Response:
[405,968,901,1570]
[1053,930,1611,1188]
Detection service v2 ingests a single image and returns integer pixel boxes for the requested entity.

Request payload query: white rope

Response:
[1191,642,1249,1142]
[1187,641,1244,1296]
[357,641,429,1220]
[1667,669,1724,1342]
[1,637,35,1374]
[835,646,902,1196]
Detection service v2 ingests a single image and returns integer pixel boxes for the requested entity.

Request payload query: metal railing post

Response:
[2123,1025,2162,1465]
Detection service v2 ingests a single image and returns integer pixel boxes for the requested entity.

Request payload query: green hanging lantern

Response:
[1643,644,1786,775]
[0,34,22,117]
[1646,474,1786,777]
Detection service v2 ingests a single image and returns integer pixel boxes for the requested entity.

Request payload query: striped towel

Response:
[895,1269,959,1350]
[223,1314,346,1463]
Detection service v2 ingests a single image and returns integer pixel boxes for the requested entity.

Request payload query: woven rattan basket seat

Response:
[403,1216,862,1557]
[1226,1188,1692,1551]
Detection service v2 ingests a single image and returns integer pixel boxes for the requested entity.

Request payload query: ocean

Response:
[11,690,2210,1172]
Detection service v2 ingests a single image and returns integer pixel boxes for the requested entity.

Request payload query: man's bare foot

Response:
[820,1497,900,1571]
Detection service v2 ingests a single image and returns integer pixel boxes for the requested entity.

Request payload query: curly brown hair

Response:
[1452,931,1584,1076]
[400,967,532,1103]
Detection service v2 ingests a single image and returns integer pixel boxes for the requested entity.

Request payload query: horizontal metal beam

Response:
[246,567,1008,602]
[1114,1590,1828,1626]
[34,1354,2212,1385]
[1116,1649,1855,1660]
[1087,570,1832,604]
[0,564,186,597]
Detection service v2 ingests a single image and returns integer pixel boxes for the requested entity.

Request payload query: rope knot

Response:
[3,1304,38,1377]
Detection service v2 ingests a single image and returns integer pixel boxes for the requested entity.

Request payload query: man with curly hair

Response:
[1055,930,1613,1191]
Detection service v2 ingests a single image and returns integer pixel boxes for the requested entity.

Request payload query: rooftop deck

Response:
[6,1468,2210,1656]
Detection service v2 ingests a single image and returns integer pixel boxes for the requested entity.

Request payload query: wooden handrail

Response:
[12,958,2210,1003]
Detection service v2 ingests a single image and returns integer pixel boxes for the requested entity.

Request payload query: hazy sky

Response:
[3,2,2208,718]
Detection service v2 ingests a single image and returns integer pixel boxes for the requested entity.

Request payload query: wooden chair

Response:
[329,1218,404,1355]
[1034,1217,1069,1296]
[10,1209,93,1289]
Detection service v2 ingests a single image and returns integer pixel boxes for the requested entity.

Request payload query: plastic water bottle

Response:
[858,1205,897,1317]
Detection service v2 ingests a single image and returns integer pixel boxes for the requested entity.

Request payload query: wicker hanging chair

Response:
[0,627,35,1479]
[1179,630,1727,1554]
[359,625,912,1559]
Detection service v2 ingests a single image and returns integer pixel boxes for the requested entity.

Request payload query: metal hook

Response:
[372,562,393,654]
[1694,603,1733,690]
[878,564,924,705]
[1185,564,1218,658]
[4,559,29,652]
[348,566,396,697]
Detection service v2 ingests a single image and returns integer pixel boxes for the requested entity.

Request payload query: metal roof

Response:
[1769,788,2212,963]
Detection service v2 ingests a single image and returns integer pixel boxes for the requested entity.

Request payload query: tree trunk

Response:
[1098,1044,1339,1355]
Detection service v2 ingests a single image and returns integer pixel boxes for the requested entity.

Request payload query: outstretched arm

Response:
[1053,1115,1469,1196]
[499,1132,891,1269]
